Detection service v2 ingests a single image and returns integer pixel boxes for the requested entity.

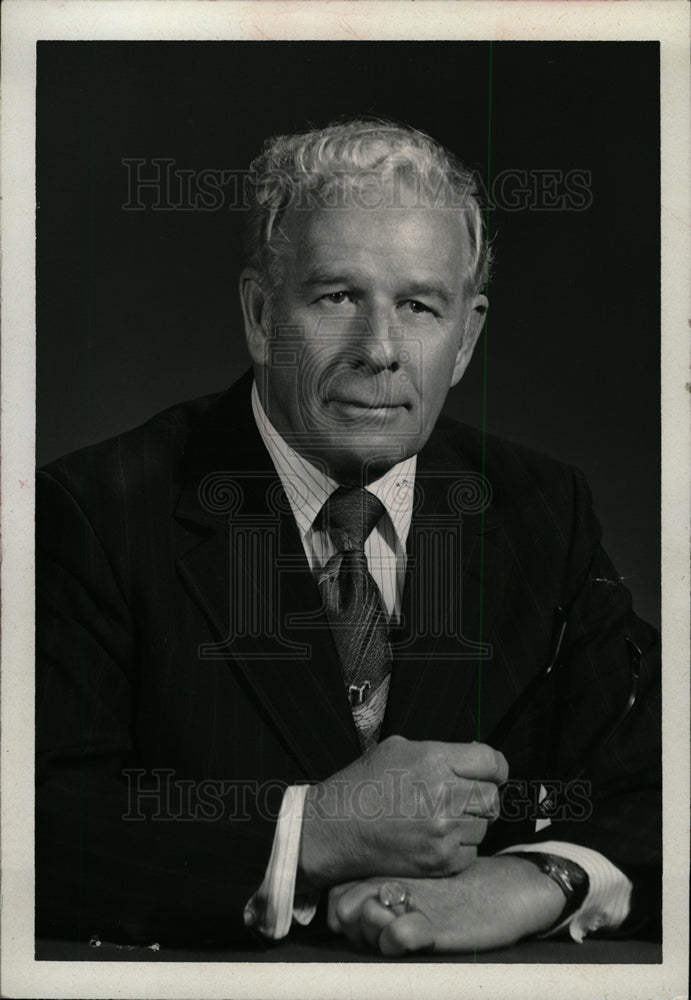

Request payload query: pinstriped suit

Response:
[36,369,661,945]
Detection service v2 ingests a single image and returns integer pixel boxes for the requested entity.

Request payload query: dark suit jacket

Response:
[36,370,661,946]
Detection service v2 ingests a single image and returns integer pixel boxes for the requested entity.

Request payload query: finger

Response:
[453,813,489,846]
[453,779,501,820]
[331,881,383,947]
[442,843,477,875]
[447,743,509,784]
[327,881,363,932]
[360,897,397,949]
[433,778,499,822]
[378,912,436,957]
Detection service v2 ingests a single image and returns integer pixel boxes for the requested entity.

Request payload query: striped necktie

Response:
[316,486,392,751]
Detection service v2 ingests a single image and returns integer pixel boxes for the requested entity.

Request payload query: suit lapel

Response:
[381,423,511,743]
[174,376,515,769]
[174,373,361,780]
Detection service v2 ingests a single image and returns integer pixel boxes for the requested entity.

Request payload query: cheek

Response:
[272,307,346,372]
[267,343,337,420]
[266,291,313,334]
[415,341,459,398]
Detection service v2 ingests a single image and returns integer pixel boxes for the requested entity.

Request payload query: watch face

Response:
[517,852,588,895]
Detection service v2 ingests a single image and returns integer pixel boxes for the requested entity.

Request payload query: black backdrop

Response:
[36,40,660,626]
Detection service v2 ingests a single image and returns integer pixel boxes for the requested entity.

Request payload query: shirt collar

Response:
[251,381,416,550]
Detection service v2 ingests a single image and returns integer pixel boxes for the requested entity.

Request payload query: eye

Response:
[403,300,438,317]
[319,291,352,305]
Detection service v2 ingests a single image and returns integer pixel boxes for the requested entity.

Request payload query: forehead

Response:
[281,200,471,287]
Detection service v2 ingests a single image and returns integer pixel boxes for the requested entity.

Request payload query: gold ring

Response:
[378,881,408,909]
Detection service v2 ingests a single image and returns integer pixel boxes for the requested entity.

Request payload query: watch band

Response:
[509,852,590,926]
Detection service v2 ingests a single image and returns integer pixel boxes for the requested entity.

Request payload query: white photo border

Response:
[1,2,688,998]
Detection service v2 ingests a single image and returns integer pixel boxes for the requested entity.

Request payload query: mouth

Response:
[321,371,413,419]
[329,397,407,409]
[326,399,408,422]
[326,386,411,411]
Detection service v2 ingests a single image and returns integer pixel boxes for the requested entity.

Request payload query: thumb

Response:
[448,742,509,783]
[378,913,436,957]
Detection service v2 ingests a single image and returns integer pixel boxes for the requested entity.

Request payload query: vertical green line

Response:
[478,43,493,742]
[474,38,493,964]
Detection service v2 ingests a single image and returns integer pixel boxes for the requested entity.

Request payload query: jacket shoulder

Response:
[430,415,595,555]
[434,413,582,494]
[38,391,222,505]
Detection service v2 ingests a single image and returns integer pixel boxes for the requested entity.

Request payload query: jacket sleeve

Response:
[485,468,662,938]
[36,468,282,947]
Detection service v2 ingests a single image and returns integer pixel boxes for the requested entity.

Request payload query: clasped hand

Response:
[299,735,565,955]
[327,857,566,956]
[299,735,508,887]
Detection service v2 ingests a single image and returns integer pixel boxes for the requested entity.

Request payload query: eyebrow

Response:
[403,281,456,306]
[300,269,363,289]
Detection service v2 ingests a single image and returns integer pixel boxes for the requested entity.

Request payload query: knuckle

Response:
[431,815,452,838]
[480,744,498,773]
[496,750,509,778]
[386,734,406,747]
[419,740,446,765]
[382,734,407,758]
[473,742,506,778]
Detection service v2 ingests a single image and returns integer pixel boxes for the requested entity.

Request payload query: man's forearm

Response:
[36,769,281,945]
[497,841,633,941]
[328,855,568,954]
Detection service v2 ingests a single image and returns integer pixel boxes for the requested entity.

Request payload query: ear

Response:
[239,268,272,366]
[450,294,488,387]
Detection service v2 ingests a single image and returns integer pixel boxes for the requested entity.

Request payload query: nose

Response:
[353,305,401,374]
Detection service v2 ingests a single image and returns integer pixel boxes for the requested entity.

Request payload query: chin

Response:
[327,436,421,484]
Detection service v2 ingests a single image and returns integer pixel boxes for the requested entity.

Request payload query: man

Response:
[36,120,661,956]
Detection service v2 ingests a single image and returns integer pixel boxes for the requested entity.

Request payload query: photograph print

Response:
[34,38,662,963]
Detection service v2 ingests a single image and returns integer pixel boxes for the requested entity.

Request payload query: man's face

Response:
[243,195,487,483]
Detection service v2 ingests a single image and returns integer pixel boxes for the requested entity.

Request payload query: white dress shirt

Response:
[243,381,632,943]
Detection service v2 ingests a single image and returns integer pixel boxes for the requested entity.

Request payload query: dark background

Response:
[36,41,660,627]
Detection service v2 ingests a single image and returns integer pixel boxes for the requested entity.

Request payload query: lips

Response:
[329,397,404,410]
[325,375,410,410]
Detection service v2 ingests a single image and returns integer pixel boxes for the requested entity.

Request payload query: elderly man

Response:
[36,120,661,956]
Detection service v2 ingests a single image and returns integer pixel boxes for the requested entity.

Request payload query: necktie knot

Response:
[317,486,385,553]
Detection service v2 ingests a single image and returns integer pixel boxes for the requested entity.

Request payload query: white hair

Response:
[244,119,491,297]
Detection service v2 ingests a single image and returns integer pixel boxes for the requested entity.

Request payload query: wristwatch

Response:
[509,852,589,925]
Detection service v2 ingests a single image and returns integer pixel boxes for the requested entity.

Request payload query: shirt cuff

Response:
[497,840,633,943]
[243,784,320,939]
